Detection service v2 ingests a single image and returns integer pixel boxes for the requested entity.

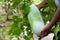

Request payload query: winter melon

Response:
[28,4,45,35]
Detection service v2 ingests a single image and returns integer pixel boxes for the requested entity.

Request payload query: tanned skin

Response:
[36,0,47,9]
[36,0,60,38]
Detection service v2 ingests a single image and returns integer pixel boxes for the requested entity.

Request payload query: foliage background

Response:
[0,0,60,40]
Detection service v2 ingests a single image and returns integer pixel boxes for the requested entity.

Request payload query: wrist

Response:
[42,1,47,5]
[36,1,47,9]
[42,23,51,32]
[47,22,54,30]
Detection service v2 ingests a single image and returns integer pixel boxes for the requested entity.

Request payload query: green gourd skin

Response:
[28,4,45,35]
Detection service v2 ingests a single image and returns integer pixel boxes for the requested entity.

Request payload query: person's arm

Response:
[39,6,60,38]
[43,6,60,31]
[36,0,47,9]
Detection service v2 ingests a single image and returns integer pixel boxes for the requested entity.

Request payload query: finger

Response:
[39,31,49,38]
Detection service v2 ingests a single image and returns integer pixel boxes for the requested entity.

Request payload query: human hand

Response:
[38,24,51,38]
